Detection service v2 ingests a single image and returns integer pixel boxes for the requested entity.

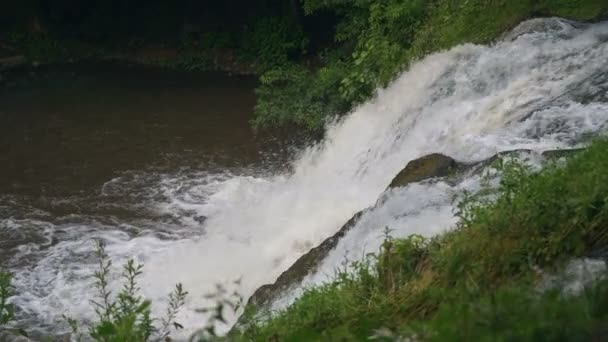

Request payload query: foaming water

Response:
[5,18,608,337]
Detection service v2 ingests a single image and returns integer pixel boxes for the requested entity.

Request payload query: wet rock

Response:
[246,210,364,311]
[0,331,32,342]
[388,153,461,189]
[502,17,585,42]
[476,149,533,167]
[542,148,586,160]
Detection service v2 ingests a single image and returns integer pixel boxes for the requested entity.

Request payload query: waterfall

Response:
[8,18,608,337]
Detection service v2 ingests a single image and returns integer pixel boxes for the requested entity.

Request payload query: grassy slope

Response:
[233,139,608,341]
[409,0,608,58]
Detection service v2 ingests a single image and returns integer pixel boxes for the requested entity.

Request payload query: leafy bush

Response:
[67,241,188,342]
[239,16,309,72]
[254,61,351,129]
[0,270,15,328]
[254,0,429,130]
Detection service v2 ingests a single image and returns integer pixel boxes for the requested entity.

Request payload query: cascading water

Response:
[4,18,608,338]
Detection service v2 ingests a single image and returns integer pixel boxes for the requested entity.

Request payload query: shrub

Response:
[0,270,15,328]
[67,241,188,342]
[239,16,309,72]
[253,61,351,130]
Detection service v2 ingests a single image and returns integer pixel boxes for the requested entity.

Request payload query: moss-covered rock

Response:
[388,153,461,189]
[246,210,365,313]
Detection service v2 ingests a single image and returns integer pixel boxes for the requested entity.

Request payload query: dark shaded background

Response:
[0,1,335,49]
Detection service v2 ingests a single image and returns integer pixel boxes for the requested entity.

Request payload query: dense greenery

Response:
[228,138,608,340]
[0,0,317,71]
[254,0,608,129]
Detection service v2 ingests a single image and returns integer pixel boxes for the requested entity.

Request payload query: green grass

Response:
[231,139,608,341]
[408,0,608,57]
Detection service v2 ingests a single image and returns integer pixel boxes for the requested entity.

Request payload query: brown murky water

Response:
[0,63,301,235]
[0,63,267,198]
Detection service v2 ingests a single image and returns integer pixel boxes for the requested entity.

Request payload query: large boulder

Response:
[388,153,460,189]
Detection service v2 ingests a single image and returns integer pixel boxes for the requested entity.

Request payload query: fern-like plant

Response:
[0,270,15,327]
[68,241,188,342]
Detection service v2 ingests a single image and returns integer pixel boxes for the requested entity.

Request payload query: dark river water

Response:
[0,64,269,197]
[0,64,295,338]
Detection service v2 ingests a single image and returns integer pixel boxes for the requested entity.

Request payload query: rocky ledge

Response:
[240,147,585,325]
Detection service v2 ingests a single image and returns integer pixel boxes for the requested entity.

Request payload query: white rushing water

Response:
[5,18,608,338]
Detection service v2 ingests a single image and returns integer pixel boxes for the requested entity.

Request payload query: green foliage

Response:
[239,16,309,71]
[0,270,15,327]
[192,282,245,341]
[232,139,608,340]
[254,61,351,129]
[254,0,429,130]
[68,241,189,342]
[405,279,608,341]
[254,0,608,130]
[304,0,428,95]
